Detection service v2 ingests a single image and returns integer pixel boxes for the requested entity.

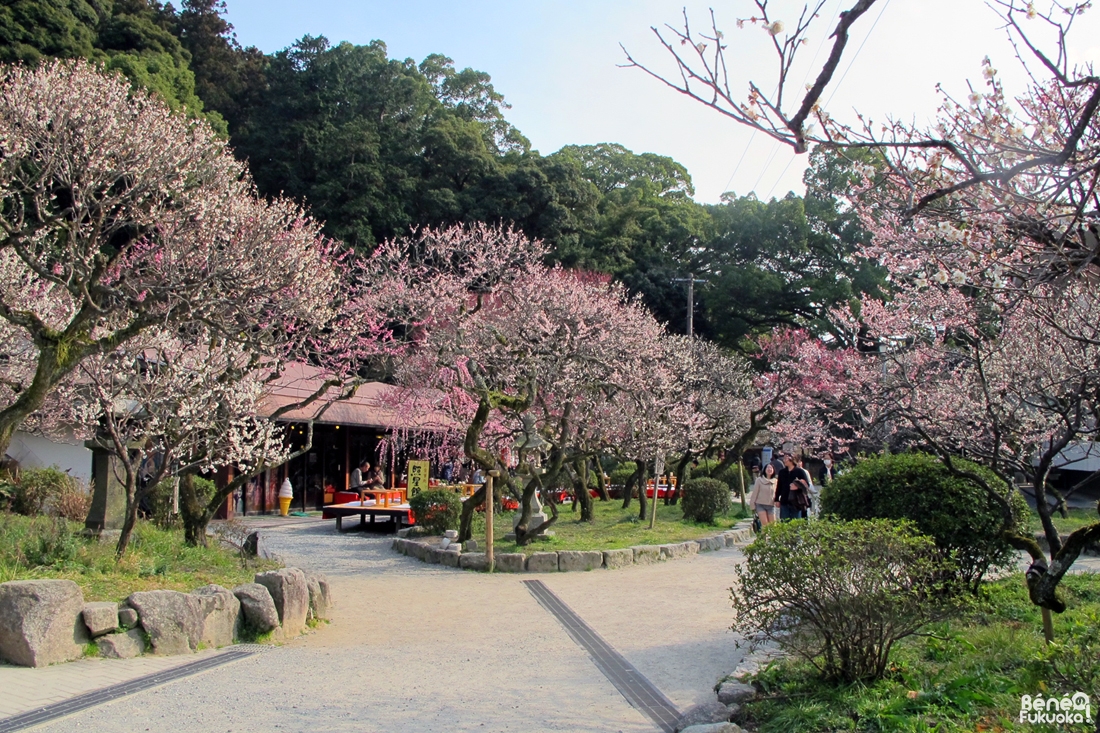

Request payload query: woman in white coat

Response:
[747,463,778,527]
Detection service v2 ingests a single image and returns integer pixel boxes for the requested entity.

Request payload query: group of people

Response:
[746,453,818,528]
[350,458,385,503]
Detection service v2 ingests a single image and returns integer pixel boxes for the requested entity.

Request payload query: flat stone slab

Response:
[632,545,661,565]
[602,548,633,570]
[495,553,526,572]
[459,552,489,571]
[660,543,689,560]
[525,552,559,572]
[558,550,603,572]
[697,535,724,552]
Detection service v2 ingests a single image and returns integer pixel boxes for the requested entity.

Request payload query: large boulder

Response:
[97,629,146,660]
[631,545,662,565]
[82,602,119,638]
[192,585,240,648]
[255,568,309,637]
[673,702,735,732]
[303,572,331,621]
[525,552,559,572]
[558,550,603,572]
[0,580,88,667]
[602,548,634,570]
[232,583,279,634]
[127,590,205,656]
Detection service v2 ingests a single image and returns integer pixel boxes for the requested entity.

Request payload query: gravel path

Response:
[32,519,752,733]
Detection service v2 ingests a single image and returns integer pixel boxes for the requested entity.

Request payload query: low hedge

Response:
[681,477,731,524]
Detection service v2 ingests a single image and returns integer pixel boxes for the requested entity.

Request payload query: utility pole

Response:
[672,273,706,337]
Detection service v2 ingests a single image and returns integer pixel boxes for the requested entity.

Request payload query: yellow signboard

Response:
[407,460,430,497]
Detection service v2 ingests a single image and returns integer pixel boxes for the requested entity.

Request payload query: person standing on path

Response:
[775,455,808,521]
[278,477,293,517]
[748,463,778,527]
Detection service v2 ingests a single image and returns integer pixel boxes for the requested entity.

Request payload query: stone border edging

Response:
[391,520,756,572]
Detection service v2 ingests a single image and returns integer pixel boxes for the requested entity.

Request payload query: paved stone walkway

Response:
[2,518,753,733]
[0,652,223,720]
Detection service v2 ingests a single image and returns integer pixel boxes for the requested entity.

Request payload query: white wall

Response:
[6,431,93,483]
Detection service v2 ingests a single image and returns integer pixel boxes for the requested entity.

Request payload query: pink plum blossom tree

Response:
[0,60,344,464]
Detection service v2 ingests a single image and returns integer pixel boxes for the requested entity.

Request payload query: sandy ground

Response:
[29,519,751,733]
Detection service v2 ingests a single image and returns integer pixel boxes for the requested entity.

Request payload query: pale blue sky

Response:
[224,1,1100,204]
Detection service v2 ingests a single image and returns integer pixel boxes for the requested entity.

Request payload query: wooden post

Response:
[738,454,746,512]
[487,471,499,572]
[1041,607,1054,644]
[649,455,663,530]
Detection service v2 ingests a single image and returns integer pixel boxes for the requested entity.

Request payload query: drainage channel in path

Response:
[0,646,264,733]
[523,579,681,733]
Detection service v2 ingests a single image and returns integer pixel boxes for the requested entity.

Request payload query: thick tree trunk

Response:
[458,484,485,544]
[573,460,593,522]
[620,460,642,506]
[115,490,141,559]
[180,473,210,548]
[674,451,692,501]
[594,460,610,501]
[0,344,73,460]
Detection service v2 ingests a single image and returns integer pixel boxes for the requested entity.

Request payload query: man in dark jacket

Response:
[775,454,809,521]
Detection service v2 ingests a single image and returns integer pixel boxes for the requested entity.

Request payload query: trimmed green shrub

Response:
[608,462,638,487]
[821,453,1028,590]
[409,489,461,535]
[733,519,960,683]
[681,477,731,524]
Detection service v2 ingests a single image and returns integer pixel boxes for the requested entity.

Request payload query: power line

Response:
[729,0,842,199]
[823,0,894,109]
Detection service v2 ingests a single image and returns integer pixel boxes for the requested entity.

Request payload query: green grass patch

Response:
[468,497,750,555]
[0,512,277,602]
[1030,507,1099,535]
[739,573,1100,732]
